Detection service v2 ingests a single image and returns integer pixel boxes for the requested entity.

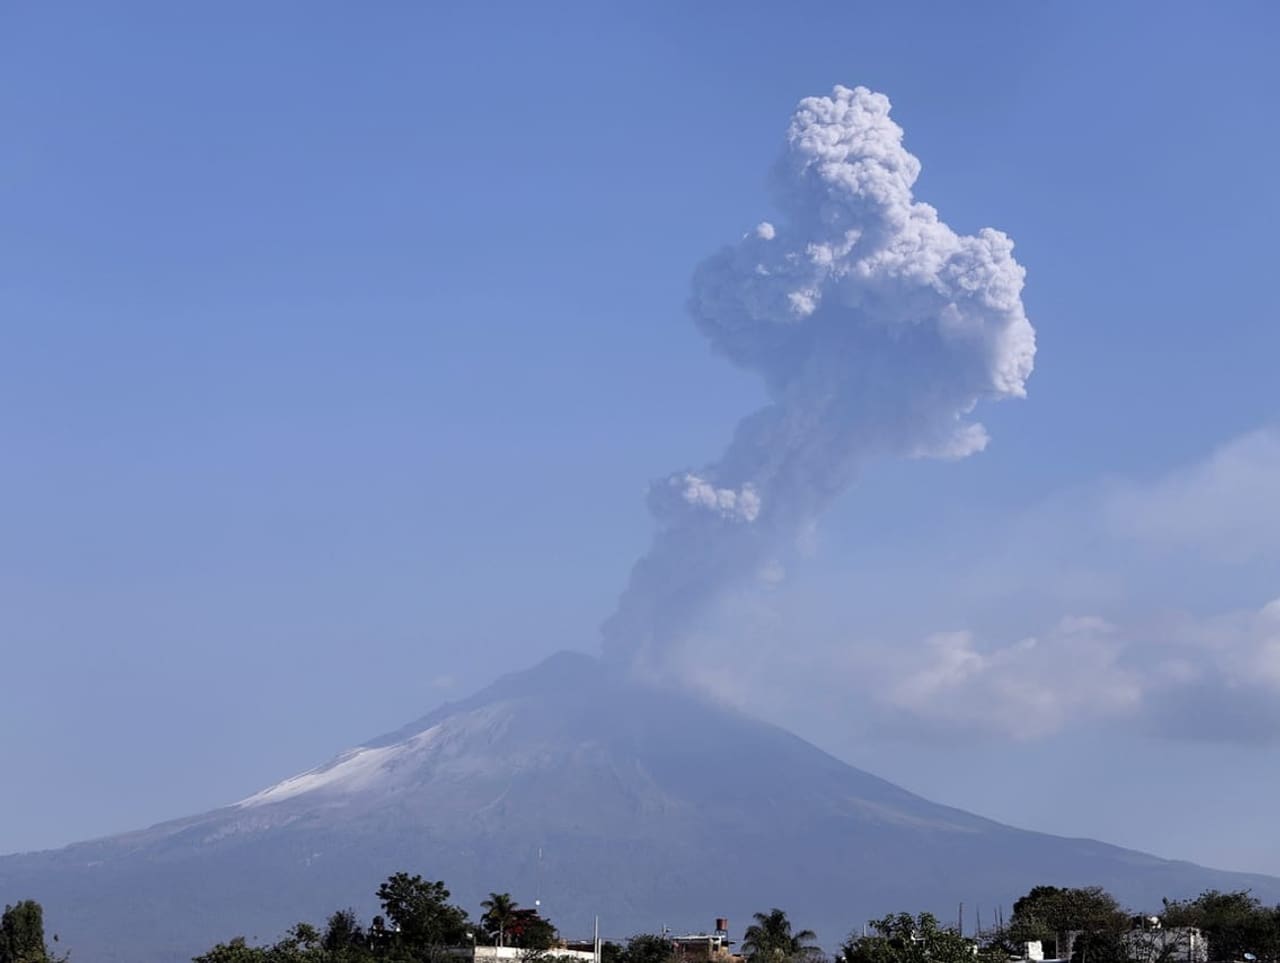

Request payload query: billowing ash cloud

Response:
[602,85,1036,664]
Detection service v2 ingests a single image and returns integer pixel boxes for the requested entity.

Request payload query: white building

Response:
[446,947,597,963]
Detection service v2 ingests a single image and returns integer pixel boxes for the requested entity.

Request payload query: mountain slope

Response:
[3,651,1276,963]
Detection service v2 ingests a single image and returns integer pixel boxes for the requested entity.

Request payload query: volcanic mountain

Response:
[3,651,1277,963]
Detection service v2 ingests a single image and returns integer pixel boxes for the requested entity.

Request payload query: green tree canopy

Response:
[191,936,271,963]
[323,908,372,960]
[0,901,51,963]
[1068,931,1129,963]
[193,922,357,963]
[621,933,675,963]
[481,893,519,947]
[743,909,820,963]
[372,872,471,959]
[1005,886,1128,957]
[841,912,972,963]
[1162,890,1280,963]
[599,940,624,963]
[504,908,556,950]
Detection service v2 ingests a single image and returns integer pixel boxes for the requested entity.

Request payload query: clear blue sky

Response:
[3,2,1279,873]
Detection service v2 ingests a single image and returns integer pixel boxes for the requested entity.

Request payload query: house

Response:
[670,919,741,963]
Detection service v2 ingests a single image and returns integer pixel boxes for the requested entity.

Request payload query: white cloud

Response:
[667,423,1280,746]
[1104,428,1280,562]
[879,618,1142,740]
[673,586,1280,746]
[872,599,1280,743]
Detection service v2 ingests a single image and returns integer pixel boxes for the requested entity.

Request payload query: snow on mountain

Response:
[239,742,413,807]
[3,651,1278,963]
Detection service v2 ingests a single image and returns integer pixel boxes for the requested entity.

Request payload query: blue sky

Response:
[3,2,1279,875]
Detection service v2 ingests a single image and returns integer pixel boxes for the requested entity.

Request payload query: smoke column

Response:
[601,86,1036,665]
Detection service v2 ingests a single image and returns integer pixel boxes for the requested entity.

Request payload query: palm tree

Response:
[743,909,820,963]
[481,892,518,947]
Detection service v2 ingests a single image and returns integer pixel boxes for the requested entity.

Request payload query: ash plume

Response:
[602,85,1036,665]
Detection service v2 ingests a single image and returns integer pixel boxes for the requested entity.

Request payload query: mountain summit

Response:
[3,651,1276,962]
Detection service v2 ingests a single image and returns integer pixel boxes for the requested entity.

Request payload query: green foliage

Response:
[481,893,519,947]
[621,933,675,963]
[1162,890,1280,963]
[182,875,1280,963]
[190,872,471,962]
[0,901,51,963]
[187,869,574,962]
[841,912,972,963]
[1004,886,1128,956]
[192,936,262,963]
[323,909,372,960]
[373,872,471,959]
[504,909,556,951]
[192,921,364,963]
[743,909,820,963]
[289,923,322,950]
[1068,931,1129,963]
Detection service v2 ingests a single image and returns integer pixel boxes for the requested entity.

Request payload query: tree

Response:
[1068,931,1129,963]
[743,909,820,963]
[1005,886,1128,958]
[504,909,556,950]
[373,873,471,960]
[286,923,322,952]
[1162,891,1280,963]
[841,912,972,963]
[0,901,51,963]
[323,909,372,960]
[481,893,519,947]
[191,936,271,963]
[192,923,340,963]
[621,933,675,963]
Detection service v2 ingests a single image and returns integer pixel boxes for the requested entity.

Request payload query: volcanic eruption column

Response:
[602,86,1036,665]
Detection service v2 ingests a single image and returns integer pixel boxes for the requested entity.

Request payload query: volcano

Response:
[3,651,1276,963]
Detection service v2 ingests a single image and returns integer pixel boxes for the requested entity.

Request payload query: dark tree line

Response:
[6,879,1280,963]
[1161,891,1280,963]
[191,873,564,962]
[835,886,1280,963]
